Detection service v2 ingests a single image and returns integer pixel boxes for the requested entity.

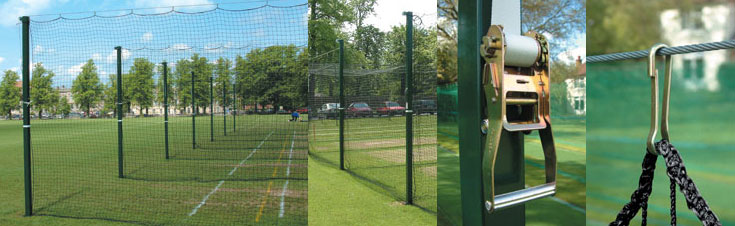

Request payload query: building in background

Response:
[564,56,586,116]
[660,1,735,91]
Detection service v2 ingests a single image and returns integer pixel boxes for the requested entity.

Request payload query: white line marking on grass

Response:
[188,180,225,216]
[228,131,274,176]
[279,130,296,218]
[189,131,274,217]
[550,196,585,214]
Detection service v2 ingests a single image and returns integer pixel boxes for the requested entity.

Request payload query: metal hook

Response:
[646,43,672,155]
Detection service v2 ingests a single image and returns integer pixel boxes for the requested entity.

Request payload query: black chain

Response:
[609,139,720,226]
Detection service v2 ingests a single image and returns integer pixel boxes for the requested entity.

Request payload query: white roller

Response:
[504,34,540,67]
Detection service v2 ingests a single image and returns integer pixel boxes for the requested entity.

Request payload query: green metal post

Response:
[338,39,345,170]
[233,82,236,132]
[223,79,226,136]
[210,75,214,142]
[163,62,169,159]
[192,71,196,149]
[457,0,525,225]
[403,11,414,205]
[115,46,124,179]
[20,16,32,216]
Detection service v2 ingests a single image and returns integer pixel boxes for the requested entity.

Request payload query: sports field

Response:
[0,115,307,225]
[309,114,437,216]
[437,117,587,225]
[586,62,735,225]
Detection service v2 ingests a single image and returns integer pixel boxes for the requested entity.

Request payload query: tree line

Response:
[0,45,307,118]
[309,0,437,101]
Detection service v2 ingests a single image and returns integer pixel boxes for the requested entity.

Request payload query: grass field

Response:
[308,114,437,221]
[0,114,307,225]
[437,117,587,225]
[586,62,735,225]
[307,155,436,225]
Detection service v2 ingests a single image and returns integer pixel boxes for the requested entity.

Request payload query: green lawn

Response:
[308,114,437,224]
[308,156,436,225]
[437,118,586,225]
[0,115,307,225]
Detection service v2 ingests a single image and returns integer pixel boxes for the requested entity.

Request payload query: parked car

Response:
[347,102,372,117]
[277,109,290,114]
[261,108,275,114]
[376,101,405,116]
[415,99,437,115]
[68,112,83,119]
[296,108,309,114]
[318,103,340,119]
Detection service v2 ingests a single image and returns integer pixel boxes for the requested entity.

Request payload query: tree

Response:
[587,0,668,55]
[173,54,211,114]
[156,63,175,109]
[57,96,72,116]
[308,0,354,59]
[173,58,192,112]
[71,59,103,116]
[350,0,380,66]
[522,0,586,58]
[30,63,59,117]
[214,57,233,110]
[354,25,385,67]
[127,58,155,115]
[190,54,212,114]
[235,45,308,111]
[350,0,376,30]
[0,70,21,117]
[438,0,457,84]
[102,79,117,116]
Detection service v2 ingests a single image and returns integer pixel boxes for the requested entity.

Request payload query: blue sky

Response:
[0,0,307,75]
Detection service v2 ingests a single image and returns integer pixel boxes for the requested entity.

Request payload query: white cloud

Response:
[106,49,131,64]
[0,0,55,27]
[361,0,437,32]
[0,57,4,64]
[133,0,214,13]
[10,67,19,72]
[142,32,153,42]
[67,62,84,75]
[171,43,191,50]
[557,47,586,64]
[91,53,103,62]
[556,33,586,64]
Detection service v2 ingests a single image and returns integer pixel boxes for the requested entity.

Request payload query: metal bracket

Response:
[480,25,557,213]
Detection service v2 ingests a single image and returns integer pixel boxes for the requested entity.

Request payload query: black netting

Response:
[27,2,307,225]
[308,56,436,212]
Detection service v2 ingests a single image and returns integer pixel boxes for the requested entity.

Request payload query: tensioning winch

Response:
[480,25,557,213]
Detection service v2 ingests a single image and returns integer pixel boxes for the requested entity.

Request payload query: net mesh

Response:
[27,2,308,225]
[307,58,436,212]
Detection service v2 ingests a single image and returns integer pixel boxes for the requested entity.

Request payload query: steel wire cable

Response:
[588,40,735,63]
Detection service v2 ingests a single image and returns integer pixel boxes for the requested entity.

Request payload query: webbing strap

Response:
[609,140,721,226]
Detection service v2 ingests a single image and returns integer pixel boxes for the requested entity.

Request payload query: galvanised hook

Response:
[646,43,672,155]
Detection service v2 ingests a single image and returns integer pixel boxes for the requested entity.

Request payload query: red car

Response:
[347,102,373,117]
[376,101,405,116]
[296,108,309,114]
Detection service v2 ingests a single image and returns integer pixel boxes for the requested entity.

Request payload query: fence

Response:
[307,13,437,213]
[21,2,308,225]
